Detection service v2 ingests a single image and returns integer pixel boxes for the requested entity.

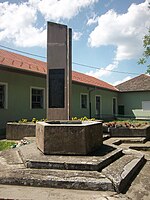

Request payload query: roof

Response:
[0,48,117,91]
[116,74,150,92]
[72,71,117,91]
[0,49,46,74]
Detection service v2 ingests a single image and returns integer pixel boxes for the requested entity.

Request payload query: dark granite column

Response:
[47,22,72,120]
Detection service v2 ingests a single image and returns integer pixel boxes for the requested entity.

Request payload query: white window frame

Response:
[80,93,88,109]
[112,97,117,115]
[0,82,8,109]
[95,95,102,117]
[30,87,45,109]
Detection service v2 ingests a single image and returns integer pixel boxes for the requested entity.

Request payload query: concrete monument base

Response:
[36,121,103,155]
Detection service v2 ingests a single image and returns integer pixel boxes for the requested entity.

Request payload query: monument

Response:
[36,22,103,155]
[0,22,144,194]
[47,22,72,120]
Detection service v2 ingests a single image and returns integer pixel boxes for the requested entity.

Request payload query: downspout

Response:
[88,87,96,119]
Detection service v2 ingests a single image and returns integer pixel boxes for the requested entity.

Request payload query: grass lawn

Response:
[0,140,16,151]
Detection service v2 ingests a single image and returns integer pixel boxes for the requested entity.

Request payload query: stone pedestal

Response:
[36,121,103,155]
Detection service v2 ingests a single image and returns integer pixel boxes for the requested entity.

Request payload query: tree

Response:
[138,28,150,74]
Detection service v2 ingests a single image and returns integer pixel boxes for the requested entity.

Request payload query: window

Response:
[95,96,101,118]
[112,97,117,115]
[0,83,7,109]
[81,94,88,109]
[31,88,45,109]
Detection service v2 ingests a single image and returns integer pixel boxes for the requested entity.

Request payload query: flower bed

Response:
[103,121,150,138]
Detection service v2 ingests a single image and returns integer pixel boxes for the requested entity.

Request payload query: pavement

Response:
[0,184,130,200]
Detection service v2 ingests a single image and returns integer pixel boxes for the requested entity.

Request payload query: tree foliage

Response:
[138,28,150,74]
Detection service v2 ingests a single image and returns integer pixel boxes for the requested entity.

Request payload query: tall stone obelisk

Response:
[47,22,72,120]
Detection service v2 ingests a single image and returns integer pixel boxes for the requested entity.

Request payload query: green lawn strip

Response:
[0,140,16,151]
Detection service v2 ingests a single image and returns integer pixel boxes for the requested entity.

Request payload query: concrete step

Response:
[0,168,114,191]
[113,138,147,145]
[102,153,145,193]
[0,140,146,193]
[104,137,147,146]
[19,142,123,171]
[130,146,150,151]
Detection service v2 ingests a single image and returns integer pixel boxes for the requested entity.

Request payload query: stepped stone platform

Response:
[19,140,122,171]
[0,137,146,193]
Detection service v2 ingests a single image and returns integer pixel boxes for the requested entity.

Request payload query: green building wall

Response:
[2,66,149,137]
[0,69,46,135]
[72,83,118,119]
[0,64,150,138]
[118,91,150,118]
[1,68,119,136]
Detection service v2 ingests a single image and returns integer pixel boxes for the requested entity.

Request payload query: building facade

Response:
[116,74,150,119]
[0,49,119,136]
[0,49,150,137]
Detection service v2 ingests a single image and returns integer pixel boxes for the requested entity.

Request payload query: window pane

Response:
[0,85,5,109]
[32,88,44,109]
[113,98,116,115]
[37,96,41,102]
[96,96,100,117]
[81,94,87,109]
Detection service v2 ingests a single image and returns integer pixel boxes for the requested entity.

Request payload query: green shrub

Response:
[18,118,48,123]
[32,118,38,123]
[18,118,28,123]
[72,116,96,121]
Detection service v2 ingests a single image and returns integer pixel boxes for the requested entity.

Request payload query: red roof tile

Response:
[72,71,118,91]
[0,49,46,75]
[0,49,118,91]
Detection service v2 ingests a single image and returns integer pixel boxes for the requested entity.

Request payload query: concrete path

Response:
[0,184,129,200]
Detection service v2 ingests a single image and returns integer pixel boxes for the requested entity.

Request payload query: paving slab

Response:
[0,148,25,170]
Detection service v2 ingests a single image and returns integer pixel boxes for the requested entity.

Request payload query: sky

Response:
[0,0,150,85]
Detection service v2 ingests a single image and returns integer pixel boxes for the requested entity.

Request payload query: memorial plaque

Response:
[49,69,64,108]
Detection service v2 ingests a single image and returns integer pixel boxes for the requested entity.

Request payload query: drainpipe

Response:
[88,87,96,119]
